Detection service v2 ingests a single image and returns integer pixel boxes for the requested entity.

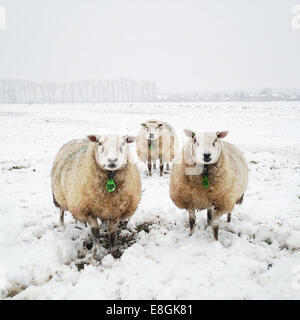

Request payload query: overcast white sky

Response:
[0,0,299,92]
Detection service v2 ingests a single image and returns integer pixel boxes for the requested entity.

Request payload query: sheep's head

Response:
[141,121,164,141]
[88,134,135,171]
[184,129,228,165]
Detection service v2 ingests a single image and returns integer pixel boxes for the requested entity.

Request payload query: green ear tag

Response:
[106,178,116,192]
[203,175,209,189]
[149,144,153,150]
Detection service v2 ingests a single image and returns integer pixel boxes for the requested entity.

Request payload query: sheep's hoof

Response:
[212,225,219,241]
[111,249,122,259]
[227,213,231,223]
[189,217,195,236]
[84,239,93,250]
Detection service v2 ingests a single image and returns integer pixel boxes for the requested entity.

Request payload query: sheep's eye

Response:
[193,138,199,146]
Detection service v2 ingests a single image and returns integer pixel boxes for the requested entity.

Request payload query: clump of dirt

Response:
[8,165,28,171]
[4,283,28,298]
[96,220,152,252]
[74,220,154,270]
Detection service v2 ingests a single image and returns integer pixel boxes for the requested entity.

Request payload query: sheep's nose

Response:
[108,158,117,164]
[149,133,155,138]
[203,153,211,162]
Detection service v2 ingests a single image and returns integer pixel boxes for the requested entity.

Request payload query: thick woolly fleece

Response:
[170,140,248,219]
[51,139,141,222]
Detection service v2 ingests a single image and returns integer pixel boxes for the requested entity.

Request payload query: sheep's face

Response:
[184,129,228,165]
[88,134,135,171]
[141,121,164,140]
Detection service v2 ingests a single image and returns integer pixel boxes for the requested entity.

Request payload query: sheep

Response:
[51,134,141,258]
[169,129,248,240]
[136,119,179,176]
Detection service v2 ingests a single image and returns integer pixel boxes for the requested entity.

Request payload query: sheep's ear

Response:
[141,123,147,127]
[158,123,164,128]
[87,135,98,142]
[124,135,136,143]
[216,131,228,139]
[184,129,195,138]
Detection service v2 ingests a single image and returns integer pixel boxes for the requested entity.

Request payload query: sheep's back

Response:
[51,139,89,212]
[221,141,248,196]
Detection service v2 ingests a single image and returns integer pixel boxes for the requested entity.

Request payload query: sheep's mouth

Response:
[108,164,117,169]
[195,160,210,166]
[147,137,158,141]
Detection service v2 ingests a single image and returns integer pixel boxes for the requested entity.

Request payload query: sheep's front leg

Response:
[211,211,220,241]
[108,219,120,258]
[227,213,231,223]
[86,215,100,251]
[147,161,152,176]
[206,209,212,227]
[159,136,163,176]
[187,208,196,236]
[166,162,170,171]
[60,207,65,226]
[159,157,164,176]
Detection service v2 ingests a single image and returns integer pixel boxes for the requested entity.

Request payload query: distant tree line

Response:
[1,78,299,103]
[0,78,157,103]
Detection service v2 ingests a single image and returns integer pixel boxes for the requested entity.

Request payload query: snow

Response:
[0,101,300,300]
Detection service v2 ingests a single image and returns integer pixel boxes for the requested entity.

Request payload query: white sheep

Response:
[169,130,248,240]
[51,134,141,257]
[136,119,179,176]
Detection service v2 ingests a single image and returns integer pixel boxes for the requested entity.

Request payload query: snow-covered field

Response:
[0,102,300,300]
